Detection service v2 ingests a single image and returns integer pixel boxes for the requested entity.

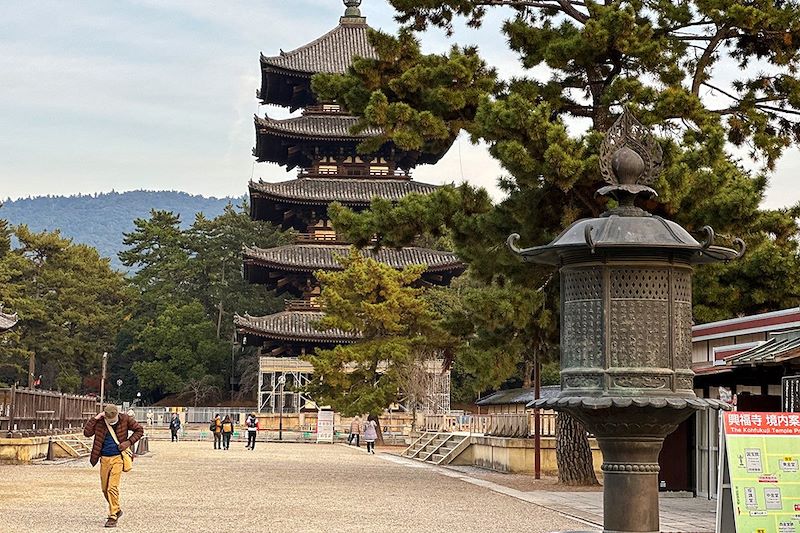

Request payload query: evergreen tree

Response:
[115,204,289,403]
[304,249,454,417]
[131,301,228,402]
[312,2,800,484]
[0,225,130,391]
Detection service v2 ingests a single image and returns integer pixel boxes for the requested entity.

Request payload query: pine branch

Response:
[691,25,731,96]
[476,0,589,23]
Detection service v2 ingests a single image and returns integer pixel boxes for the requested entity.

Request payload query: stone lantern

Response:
[508,110,743,533]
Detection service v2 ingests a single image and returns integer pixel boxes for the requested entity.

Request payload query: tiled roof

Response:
[0,306,17,332]
[476,386,561,406]
[726,330,800,365]
[255,114,381,141]
[243,244,463,273]
[234,311,358,343]
[249,178,439,206]
[260,20,378,75]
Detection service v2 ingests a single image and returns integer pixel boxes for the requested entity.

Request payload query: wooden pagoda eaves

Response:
[258,7,376,109]
[253,114,448,170]
[235,311,359,345]
[243,244,464,275]
[249,178,438,206]
[249,178,440,227]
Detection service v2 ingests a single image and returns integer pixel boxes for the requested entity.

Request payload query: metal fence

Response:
[127,406,256,425]
[423,412,557,438]
[1,386,99,435]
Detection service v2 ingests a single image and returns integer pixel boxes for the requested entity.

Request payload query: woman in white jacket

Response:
[363,415,378,454]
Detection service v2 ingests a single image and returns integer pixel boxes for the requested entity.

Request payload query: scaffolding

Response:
[257,356,450,415]
[257,357,315,414]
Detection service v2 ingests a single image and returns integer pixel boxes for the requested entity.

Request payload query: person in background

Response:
[245,412,259,450]
[363,415,378,455]
[83,404,144,528]
[169,413,181,442]
[221,415,234,450]
[348,416,361,447]
[211,414,222,450]
[146,410,153,427]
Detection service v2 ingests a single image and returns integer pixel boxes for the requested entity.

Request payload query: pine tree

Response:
[304,249,454,418]
[312,1,800,484]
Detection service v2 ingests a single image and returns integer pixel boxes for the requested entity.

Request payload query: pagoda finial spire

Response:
[343,0,362,18]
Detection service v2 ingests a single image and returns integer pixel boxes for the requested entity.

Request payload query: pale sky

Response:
[1,0,798,209]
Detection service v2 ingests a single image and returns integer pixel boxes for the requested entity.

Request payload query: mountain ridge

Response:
[1,190,242,271]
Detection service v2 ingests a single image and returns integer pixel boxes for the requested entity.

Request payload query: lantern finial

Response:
[597,109,663,211]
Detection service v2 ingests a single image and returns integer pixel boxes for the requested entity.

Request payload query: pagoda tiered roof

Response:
[243,244,463,274]
[258,14,377,108]
[0,307,18,332]
[260,18,376,77]
[255,114,380,142]
[250,178,438,207]
[254,113,447,169]
[235,311,358,344]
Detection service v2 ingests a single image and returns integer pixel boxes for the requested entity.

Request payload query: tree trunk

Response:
[522,359,534,388]
[556,412,600,486]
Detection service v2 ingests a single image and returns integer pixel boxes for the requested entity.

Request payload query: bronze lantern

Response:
[508,110,742,533]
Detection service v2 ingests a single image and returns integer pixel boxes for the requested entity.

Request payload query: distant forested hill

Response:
[1,191,241,271]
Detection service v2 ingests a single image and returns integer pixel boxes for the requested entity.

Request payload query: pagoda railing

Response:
[294,233,348,244]
[302,104,347,115]
[293,233,377,245]
[298,169,410,179]
[285,299,322,312]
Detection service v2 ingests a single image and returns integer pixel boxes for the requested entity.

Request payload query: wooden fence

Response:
[0,386,99,435]
[424,411,557,438]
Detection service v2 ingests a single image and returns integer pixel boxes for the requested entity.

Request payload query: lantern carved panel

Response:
[560,262,695,397]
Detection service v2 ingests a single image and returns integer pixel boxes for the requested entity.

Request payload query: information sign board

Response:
[316,410,334,443]
[717,412,800,533]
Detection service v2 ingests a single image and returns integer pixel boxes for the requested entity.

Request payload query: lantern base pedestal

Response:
[561,403,704,533]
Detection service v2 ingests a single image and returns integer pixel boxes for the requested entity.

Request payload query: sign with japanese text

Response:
[316,410,334,443]
[718,412,800,533]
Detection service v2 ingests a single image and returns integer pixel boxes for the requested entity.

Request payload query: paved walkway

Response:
[437,463,716,533]
[0,441,586,533]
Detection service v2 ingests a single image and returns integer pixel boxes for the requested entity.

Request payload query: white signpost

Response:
[316,410,334,443]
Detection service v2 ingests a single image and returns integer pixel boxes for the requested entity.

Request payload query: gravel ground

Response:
[0,441,586,533]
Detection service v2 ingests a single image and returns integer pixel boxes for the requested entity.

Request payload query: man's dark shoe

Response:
[104,518,117,528]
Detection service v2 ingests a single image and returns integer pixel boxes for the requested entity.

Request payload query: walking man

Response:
[245,412,259,450]
[169,413,181,442]
[84,404,144,528]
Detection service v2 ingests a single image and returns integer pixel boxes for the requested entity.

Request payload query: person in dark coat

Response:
[169,413,181,442]
[84,404,144,528]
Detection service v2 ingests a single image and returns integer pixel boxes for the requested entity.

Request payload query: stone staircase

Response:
[401,431,471,465]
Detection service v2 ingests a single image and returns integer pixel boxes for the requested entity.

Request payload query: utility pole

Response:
[99,352,108,406]
[534,353,542,480]
[28,352,35,389]
[278,374,286,441]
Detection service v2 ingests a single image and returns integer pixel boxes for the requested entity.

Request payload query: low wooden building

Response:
[475,386,561,414]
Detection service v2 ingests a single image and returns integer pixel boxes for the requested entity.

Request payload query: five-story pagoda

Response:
[235,0,463,414]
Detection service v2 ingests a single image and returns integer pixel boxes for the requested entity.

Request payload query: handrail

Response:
[423,412,557,438]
